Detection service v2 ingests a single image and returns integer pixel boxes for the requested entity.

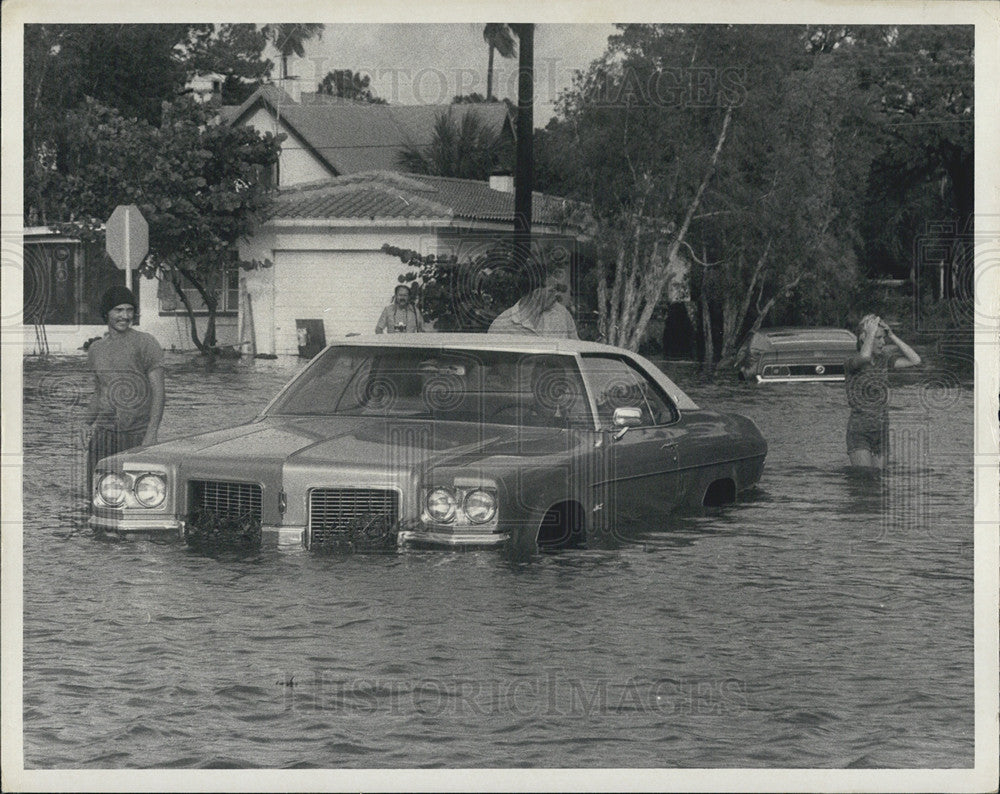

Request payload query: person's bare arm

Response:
[882,320,921,369]
[849,314,879,371]
[79,374,101,444]
[83,374,100,424]
[141,367,165,446]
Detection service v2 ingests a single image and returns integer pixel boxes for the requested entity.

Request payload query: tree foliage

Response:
[317,69,387,103]
[536,24,971,363]
[51,98,284,354]
[483,23,517,101]
[24,23,273,225]
[850,26,974,297]
[261,23,324,79]
[452,92,493,104]
[397,109,509,180]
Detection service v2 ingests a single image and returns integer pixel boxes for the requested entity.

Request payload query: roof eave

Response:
[264,217,454,229]
[229,92,340,177]
[263,217,588,237]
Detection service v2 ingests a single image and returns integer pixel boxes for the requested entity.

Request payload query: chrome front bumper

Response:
[89,514,184,539]
[88,516,508,550]
[396,528,508,548]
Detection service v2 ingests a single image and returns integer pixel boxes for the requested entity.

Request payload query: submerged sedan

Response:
[737,326,858,383]
[91,335,767,552]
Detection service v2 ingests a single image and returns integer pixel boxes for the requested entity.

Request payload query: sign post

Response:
[105,204,149,293]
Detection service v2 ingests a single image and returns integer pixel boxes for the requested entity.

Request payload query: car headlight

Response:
[133,473,167,508]
[463,489,497,524]
[97,473,129,507]
[426,488,457,523]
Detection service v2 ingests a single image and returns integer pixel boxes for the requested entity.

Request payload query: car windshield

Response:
[268,346,594,429]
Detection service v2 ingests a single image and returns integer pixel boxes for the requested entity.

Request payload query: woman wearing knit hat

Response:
[83,286,166,493]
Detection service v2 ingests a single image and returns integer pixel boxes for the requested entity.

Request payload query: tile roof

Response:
[269,171,587,230]
[223,86,512,176]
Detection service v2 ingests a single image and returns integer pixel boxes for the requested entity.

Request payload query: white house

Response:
[238,170,590,356]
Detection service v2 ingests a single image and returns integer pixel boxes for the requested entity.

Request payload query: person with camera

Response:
[375,285,424,334]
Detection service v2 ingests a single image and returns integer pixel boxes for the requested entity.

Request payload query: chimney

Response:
[281,76,302,104]
[489,173,514,193]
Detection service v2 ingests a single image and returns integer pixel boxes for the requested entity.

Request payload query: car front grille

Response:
[762,363,845,378]
[190,480,263,521]
[308,488,399,546]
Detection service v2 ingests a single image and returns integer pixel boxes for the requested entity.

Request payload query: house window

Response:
[159,267,239,316]
[256,160,279,190]
[23,236,141,326]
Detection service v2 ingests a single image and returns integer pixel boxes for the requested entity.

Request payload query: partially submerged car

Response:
[91,335,767,552]
[737,327,858,383]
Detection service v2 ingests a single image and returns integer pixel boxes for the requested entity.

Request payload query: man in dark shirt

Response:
[844,314,921,468]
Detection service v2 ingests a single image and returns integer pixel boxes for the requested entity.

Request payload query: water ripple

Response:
[18,356,975,769]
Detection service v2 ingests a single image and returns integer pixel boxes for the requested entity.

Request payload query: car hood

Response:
[120,415,578,471]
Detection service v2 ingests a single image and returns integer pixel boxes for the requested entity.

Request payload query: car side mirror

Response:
[611,406,642,440]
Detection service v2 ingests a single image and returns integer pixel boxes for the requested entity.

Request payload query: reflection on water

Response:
[19,352,974,769]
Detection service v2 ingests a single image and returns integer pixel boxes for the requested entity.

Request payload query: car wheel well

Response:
[703,478,737,507]
[536,500,586,550]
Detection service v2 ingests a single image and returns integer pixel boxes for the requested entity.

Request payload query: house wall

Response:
[143,309,239,353]
[239,225,440,356]
[243,108,330,186]
[22,287,239,355]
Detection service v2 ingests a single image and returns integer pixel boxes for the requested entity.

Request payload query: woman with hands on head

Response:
[844,313,921,469]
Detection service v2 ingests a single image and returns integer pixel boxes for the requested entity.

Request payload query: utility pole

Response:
[512,23,534,275]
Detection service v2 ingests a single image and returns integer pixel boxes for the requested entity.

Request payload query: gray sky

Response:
[275,23,619,127]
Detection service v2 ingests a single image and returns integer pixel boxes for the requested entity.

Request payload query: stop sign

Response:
[105,204,149,270]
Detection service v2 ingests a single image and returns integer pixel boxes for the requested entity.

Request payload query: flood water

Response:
[19,349,975,770]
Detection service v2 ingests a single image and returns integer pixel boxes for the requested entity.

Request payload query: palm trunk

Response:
[487,46,495,100]
[512,24,533,273]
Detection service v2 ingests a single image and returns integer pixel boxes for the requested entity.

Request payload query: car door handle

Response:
[661,441,677,450]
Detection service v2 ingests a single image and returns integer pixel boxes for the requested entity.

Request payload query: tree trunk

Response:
[171,280,208,353]
[699,269,714,371]
[596,257,609,342]
[717,241,771,367]
[626,106,733,352]
[608,243,628,346]
[177,267,223,355]
[487,46,495,101]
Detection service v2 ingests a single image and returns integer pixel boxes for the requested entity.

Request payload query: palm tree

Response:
[261,23,324,79]
[397,109,506,180]
[483,23,517,101]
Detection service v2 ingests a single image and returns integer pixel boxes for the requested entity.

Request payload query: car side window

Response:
[579,355,679,427]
